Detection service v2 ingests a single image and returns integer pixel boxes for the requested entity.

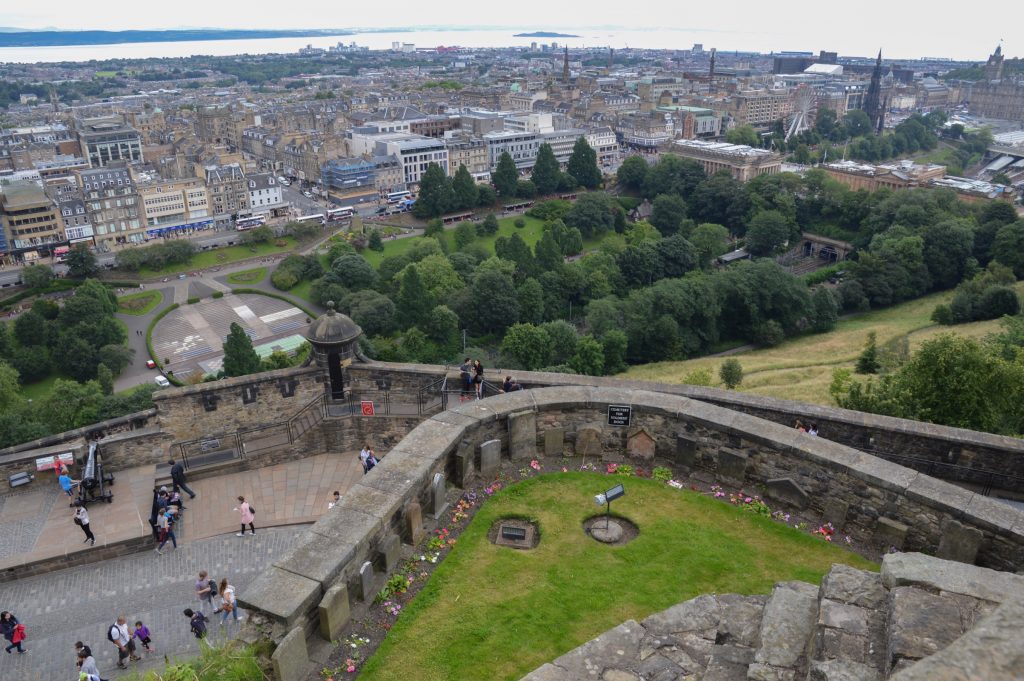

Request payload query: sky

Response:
[0,0,1019,62]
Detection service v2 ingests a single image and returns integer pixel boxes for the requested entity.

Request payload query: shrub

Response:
[212,291,224,299]
[652,466,673,482]
[931,303,953,325]
[514,217,526,229]
[719,358,743,389]
[271,268,299,291]
[186,296,200,304]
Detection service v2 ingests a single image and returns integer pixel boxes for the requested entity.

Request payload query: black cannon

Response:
[77,442,114,506]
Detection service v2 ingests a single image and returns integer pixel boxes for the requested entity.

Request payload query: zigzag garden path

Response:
[358,472,874,681]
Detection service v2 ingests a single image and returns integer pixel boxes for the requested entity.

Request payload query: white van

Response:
[154,375,171,387]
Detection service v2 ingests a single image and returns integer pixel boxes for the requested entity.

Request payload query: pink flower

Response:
[530,459,541,471]
[744,497,752,504]
[562,467,568,472]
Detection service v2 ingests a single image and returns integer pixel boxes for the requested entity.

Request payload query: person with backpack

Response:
[107,615,139,669]
[234,496,255,536]
[195,570,218,614]
[183,609,208,640]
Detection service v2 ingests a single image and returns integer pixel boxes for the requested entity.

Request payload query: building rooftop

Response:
[672,139,776,158]
[1,181,50,209]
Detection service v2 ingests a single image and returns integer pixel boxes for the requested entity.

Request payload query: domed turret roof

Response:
[305,301,362,347]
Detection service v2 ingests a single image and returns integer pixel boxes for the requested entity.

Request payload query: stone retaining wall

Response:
[238,386,1024,680]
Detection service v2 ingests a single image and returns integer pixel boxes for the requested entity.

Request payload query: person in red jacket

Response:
[1,611,25,654]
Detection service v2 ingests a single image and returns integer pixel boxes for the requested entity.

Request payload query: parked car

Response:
[146,360,157,369]
[303,191,314,198]
[154,375,171,387]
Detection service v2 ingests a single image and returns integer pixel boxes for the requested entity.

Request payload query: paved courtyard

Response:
[0,527,300,681]
[151,292,311,380]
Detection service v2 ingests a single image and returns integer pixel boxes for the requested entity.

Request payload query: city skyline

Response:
[0,0,1019,62]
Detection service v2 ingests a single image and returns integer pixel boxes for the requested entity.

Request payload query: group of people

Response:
[459,357,485,401]
[794,420,820,436]
[359,445,379,474]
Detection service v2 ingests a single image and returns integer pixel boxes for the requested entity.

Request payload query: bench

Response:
[9,472,34,488]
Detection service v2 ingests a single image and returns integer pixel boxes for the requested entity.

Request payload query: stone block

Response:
[454,442,473,488]
[271,626,309,681]
[238,566,321,628]
[544,428,565,457]
[880,552,1024,604]
[809,659,881,681]
[574,425,602,457]
[428,472,448,519]
[817,598,870,636]
[317,584,350,641]
[642,594,721,635]
[404,501,424,546]
[886,586,965,670]
[717,594,767,648]
[822,499,850,529]
[508,410,538,461]
[358,560,375,602]
[873,517,909,550]
[754,581,819,668]
[765,477,810,510]
[936,517,983,565]
[820,564,885,610]
[479,439,501,479]
[378,533,401,574]
[717,447,748,482]
[675,434,698,468]
[547,620,645,677]
[275,530,354,588]
[626,428,656,462]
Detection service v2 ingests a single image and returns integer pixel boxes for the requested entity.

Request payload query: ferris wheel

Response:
[785,85,818,142]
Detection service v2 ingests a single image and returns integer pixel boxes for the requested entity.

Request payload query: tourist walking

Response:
[168,459,196,499]
[234,496,255,536]
[195,570,217,614]
[155,510,177,554]
[183,609,208,640]
[107,615,139,669]
[76,649,106,681]
[73,503,96,545]
[1,611,25,654]
[219,578,242,624]
[132,621,154,653]
[58,470,81,498]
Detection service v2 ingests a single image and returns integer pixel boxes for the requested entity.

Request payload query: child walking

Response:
[132,621,154,653]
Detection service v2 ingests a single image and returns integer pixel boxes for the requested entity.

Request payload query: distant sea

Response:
[0,28,737,64]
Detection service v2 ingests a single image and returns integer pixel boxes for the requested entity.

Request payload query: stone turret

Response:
[305,301,363,369]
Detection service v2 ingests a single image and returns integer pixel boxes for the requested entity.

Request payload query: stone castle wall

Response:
[238,386,1024,681]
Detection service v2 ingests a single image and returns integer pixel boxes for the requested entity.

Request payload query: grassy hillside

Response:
[620,284,1022,406]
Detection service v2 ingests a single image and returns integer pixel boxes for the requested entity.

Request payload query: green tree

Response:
[451,164,480,211]
[222,322,261,377]
[423,305,460,348]
[719,358,744,389]
[501,323,553,370]
[97,344,134,375]
[460,269,519,333]
[531,142,561,195]
[22,264,54,290]
[10,346,51,383]
[600,329,628,374]
[480,213,500,236]
[14,310,48,347]
[921,218,975,290]
[567,136,602,189]
[649,194,688,236]
[745,209,792,256]
[96,363,114,396]
[396,265,435,328]
[477,185,497,207]
[413,163,454,218]
[993,220,1024,278]
[0,361,20,412]
[241,225,274,245]
[616,155,648,192]
[454,221,477,250]
[407,254,464,300]
[725,124,759,147]
[493,152,519,198]
[856,331,880,374]
[495,233,536,279]
[563,192,615,238]
[331,253,378,290]
[541,319,578,364]
[643,155,706,199]
[343,290,397,337]
[40,378,103,433]
[368,229,384,252]
[424,218,444,239]
[843,109,872,138]
[689,171,752,235]
[534,230,564,272]
[690,223,730,268]
[810,287,840,333]
[516,278,546,324]
[570,335,605,376]
[66,244,99,278]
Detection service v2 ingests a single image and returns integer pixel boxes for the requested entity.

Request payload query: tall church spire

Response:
[562,46,570,84]
[864,49,885,133]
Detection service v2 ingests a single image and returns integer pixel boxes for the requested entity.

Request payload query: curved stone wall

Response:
[238,386,1024,680]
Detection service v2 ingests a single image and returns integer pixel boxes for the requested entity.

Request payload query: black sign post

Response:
[607,404,632,426]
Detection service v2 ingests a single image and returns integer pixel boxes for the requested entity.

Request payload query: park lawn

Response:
[136,238,299,277]
[226,267,268,285]
[288,278,314,305]
[361,216,548,268]
[20,373,64,401]
[620,283,1024,406]
[360,473,874,681]
[117,290,163,315]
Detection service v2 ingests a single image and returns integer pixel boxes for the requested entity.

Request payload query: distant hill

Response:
[514,31,580,38]
[0,29,348,48]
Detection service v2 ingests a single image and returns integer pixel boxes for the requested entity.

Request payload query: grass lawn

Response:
[288,278,314,305]
[117,290,163,315]
[361,216,547,268]
[361,473,874,681]
[20,373,64,401]
[226,267,268,285]
[135,238,298,277]
[620,283,1024,405]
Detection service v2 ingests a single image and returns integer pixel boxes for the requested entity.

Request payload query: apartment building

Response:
[721,89,793,127]
[374,136,449,186]
[1,181,64,262]
[246,173,286,217]
[482,130,539,171]
[78,165,143,245]
[134,169,212,237]
[444,136,490,181]
[45,176,93,244]
[201,163,250,227]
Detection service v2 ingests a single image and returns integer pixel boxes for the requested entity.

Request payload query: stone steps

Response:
[519,553,1024,681]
